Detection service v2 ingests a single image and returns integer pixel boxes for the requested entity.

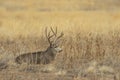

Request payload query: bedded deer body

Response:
[15,27,63,64]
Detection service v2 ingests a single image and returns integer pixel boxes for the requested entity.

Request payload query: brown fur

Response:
[15,27,63,65]
[15,47,56,64]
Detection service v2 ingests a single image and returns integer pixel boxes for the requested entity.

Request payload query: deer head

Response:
[45,27,64,54]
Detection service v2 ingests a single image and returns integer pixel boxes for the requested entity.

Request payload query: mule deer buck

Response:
[15,27,64,64]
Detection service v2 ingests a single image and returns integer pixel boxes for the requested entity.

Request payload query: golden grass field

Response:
[1,11,120,36]
[0,0,120,80]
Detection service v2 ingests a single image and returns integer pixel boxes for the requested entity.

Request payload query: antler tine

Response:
[45,27,48,39]
[55,27,57,35]
[57,32,64,40]
[45,27,51,44]
[50,27,57,36]
[45,27,55,45]
[48,33,55,41]
[54,32,64,43]
[47,31,51,37]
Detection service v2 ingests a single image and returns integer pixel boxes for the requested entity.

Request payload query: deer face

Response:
[50,43,62,54]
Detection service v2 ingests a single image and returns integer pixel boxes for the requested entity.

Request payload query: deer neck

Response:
[45,47,56,58]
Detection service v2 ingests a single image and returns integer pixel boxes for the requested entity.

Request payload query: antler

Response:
[45,27,58,45]
[45,27,54,45]
[50,27,57,37]
[45,27,64,45]
[54,32,64,43]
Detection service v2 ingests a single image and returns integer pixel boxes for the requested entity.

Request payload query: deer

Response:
[15,27,64,64]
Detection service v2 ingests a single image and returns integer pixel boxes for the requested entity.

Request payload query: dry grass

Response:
[0,0,120,80]
[1,0,120,37]
[1,13,120,79]
[0,30,120,80]
[1,11,120,37]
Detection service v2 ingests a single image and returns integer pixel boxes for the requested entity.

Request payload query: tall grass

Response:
[0,30,120,79]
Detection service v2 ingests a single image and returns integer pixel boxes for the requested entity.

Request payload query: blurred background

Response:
[0,0,120,38]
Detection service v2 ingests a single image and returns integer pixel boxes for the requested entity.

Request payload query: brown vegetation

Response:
[0,0,120,80]
[0,30,120,80]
